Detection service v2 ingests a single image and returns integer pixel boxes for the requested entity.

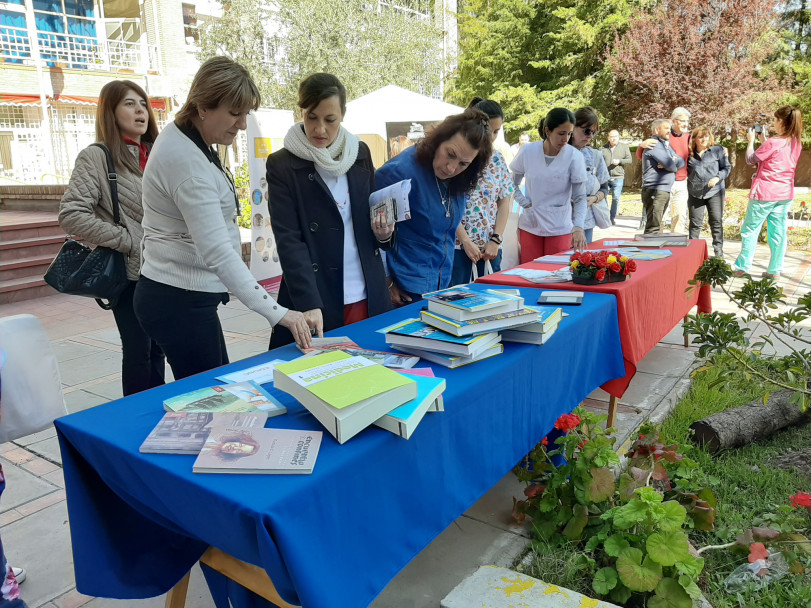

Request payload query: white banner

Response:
[245,109,295,286]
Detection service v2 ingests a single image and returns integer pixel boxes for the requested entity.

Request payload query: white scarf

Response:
[283,123,359,177]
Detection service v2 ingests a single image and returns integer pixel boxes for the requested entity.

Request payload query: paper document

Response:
[369,179,412,224]
[216,359,287,385]
[534,254,572,264]
[503,267,572,283]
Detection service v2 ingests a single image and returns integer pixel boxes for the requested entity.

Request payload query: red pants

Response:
[519,230,573,263]
[343,299,369,325]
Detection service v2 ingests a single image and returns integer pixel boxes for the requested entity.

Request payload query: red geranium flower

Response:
[611,262,622,273]
[541,436,548,446]
[555,413,582,432]
[595,268,607,281]
[580,252,593,265]
[571,252,581,262]
[626,259,637,273]
[525,483,546,498]
[790,491,811,508]
[578,439,589,449]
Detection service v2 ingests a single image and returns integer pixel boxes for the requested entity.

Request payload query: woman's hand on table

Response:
[387,279,412,307]
[571,227,586,251]
[371,210,394,242]
[278,310,313,349]
[303,308,324,339]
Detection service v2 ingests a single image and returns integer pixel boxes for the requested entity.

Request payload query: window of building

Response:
[32,0,99,68]
[182,4,198,44]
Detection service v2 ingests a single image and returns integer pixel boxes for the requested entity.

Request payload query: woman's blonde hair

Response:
[96,80,158,175]
[689,125,714,155]
[175,56,260,128]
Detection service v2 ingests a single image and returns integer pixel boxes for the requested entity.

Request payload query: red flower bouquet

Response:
[569,250,636,284]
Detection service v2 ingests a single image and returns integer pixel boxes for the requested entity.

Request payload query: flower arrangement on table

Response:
[569,250,637,284]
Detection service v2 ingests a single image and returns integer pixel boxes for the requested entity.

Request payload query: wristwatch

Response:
[491,233,501,241]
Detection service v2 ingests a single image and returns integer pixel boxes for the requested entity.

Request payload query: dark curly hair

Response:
[415,109,492,196]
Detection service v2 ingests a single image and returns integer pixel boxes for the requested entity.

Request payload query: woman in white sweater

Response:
[134,57,310,380]
[59,80,165,396]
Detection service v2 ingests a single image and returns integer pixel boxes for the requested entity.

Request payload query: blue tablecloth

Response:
[55,286,624,608]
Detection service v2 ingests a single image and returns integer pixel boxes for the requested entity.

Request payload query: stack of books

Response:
[383,286,551,367]
[500,305,564,345]
[273,351,426,444]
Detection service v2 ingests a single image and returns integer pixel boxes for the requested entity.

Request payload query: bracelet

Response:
[489,236,502,245]
[386,279,395,289]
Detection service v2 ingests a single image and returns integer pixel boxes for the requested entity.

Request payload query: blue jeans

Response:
[608,178,624,221]
[584,228,594,244]
[450,249,503,285]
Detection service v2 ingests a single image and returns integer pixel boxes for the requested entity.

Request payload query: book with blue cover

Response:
[396,343,504,368]
[419,307,540,337]
[384,318,500,357]
[424,286,524,321]
[374,374,446,439]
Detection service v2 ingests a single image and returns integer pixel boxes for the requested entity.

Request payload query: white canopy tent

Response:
[343,85,465,167]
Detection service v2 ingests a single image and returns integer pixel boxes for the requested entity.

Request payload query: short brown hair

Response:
[415,109,492,195]
[96,80,158,175]
[175,56,260,128]
[298,73,346,115]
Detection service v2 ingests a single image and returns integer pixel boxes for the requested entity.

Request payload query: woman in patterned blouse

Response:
[450,98,515,284]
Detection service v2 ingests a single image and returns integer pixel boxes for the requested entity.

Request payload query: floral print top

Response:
[455,151,514,249]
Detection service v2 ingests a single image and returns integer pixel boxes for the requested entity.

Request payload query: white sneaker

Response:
[11,566,25,584]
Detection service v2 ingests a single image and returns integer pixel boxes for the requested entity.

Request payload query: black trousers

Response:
[111,280,165,396]
[688,193,725,257]
[133,276,230,381]
[641,187,671,234]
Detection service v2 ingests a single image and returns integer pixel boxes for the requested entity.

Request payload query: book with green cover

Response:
[163,381,287,416]
[273,351,417,444]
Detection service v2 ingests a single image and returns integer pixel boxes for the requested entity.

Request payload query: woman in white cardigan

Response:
[59,80,165,396]
[134,57,310,380]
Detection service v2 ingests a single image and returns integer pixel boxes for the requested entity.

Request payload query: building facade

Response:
[0,0,219,183]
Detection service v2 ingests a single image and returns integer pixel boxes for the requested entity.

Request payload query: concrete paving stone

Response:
[463,473,532,537]
[0,442,18,454]
[17,489,66,516]
[3,501,74,608]
[216,305,253,320]
[21,457,60,476]
[79,328,122,346]
[372,516,529,608]
[225,339,270,364]
[635,344,697,377]
[50,588,93,608]
[43,468,65,489]
[660,322,688,346]
[63,389,108,414]
[0,509,23,527]
[58,351,122,386]
[52,341,100,363]
[219,310,271,336]
[15,427,57,447]
[25,436,63,465]
[1,447,35,466]
[79,379,124,402]
[79,564,214,608]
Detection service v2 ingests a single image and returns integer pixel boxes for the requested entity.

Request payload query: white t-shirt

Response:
[511,142,588,237]
[315,166,366,304]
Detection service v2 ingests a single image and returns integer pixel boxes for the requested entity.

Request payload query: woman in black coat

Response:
[686,125,731,258]
[266,73,393,348]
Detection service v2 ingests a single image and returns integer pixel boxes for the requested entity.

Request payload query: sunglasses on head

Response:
[583,127,598,137]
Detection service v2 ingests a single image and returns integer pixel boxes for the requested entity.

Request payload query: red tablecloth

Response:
[476,239,713,397]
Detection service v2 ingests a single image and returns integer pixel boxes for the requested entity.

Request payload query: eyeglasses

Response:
[582,127,598,137]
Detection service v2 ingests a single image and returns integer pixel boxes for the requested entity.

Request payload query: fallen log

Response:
[690,390,810,453]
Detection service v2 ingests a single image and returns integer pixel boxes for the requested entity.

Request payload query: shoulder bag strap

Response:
[90,143,121,225]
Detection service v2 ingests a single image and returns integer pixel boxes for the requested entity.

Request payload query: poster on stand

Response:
[246,109,295,291]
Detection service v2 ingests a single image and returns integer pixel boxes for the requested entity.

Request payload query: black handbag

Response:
[44,143,129,310]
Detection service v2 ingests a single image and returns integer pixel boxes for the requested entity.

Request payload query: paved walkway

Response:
[1,215,809,608]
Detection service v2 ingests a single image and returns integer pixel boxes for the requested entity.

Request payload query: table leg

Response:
[607,395,618,429]
[200,547,301,608]
[683,315,689,347]
[165,571,191,608]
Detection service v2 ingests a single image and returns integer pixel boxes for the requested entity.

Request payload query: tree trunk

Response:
[690,390,811,453]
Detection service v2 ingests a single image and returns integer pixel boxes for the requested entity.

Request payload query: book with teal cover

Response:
[374,374,446,439]
[163,381,287,416]
[396,343,504,368]
[385,319,500,356]
[419,307,540,337]
[273,351,417,443]
[424,286,523,316]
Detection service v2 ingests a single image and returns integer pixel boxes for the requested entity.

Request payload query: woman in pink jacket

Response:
[734,106,803,278]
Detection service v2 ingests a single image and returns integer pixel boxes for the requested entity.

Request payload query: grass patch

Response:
[516,356,811,607]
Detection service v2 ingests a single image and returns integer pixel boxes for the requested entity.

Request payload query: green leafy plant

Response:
[685,257,811,411]
[234,163,252,229]
[513,411,713,606]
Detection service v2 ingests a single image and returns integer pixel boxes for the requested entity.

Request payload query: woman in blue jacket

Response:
[686,125,730,257]
[375,110,492,305]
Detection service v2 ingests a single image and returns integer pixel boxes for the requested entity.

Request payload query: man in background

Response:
[641,118,685,234]
[601,130,632,225]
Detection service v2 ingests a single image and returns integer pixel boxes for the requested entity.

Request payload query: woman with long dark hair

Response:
[375,109,493,304]
[686,125,730,257]
[59,80,165,396]
[511,107,587,261]
[134,57,310,380]
[734,106,804,278]
[266,73,393,348]
[450,98,514,284]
